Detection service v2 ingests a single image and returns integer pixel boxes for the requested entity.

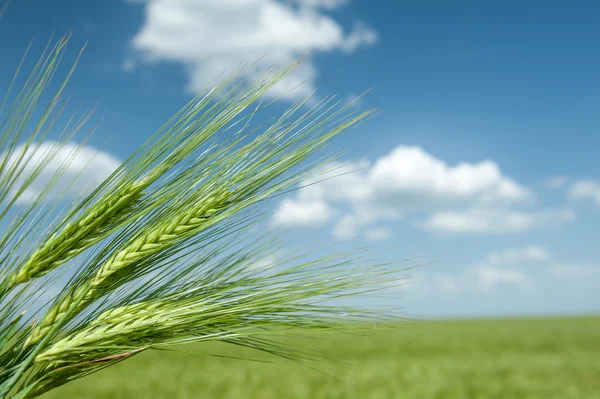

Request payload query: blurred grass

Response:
[41,316,600,399]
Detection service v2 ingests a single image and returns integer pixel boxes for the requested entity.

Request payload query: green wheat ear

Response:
[23,190,230,347]
[8,178,148,288]
[0,33,408,399]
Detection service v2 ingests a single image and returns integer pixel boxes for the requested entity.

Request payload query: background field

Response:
[42,316,600,399]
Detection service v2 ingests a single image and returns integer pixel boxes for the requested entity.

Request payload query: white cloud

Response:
[429,246,545,294]
[471,266,527,291]
[364,227,392,242]
[568,180,600,207]
[543,175,569,189]
[485,246,549,264]
[425,264,527,294]
[296,159,372,204]
[287,0,350,9]
[272,145,560,237]
[366,146,531,209]
[421,208,576,235]
[128,0,377,99]
[271,199,335,228]
[332,213,360,240]
[468,247,600,291]
[0,142,121,205]
[339,22,378,53]
[406,246,599,316]
[467,247,548,291]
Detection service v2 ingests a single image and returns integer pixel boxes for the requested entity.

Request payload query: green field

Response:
[42,316,600,399]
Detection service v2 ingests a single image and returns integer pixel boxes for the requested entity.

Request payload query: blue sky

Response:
[1,0,599,318]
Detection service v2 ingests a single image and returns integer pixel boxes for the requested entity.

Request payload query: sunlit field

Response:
[42,316,600,399]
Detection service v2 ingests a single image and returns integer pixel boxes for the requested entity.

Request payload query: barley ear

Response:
[23,284,90,348]
[24,191,230,348]
[8,179,148,288]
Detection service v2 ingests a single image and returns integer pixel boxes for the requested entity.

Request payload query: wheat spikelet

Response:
[90,192,229,288]
[92,301,165,326]
[24,191,230,347]
[9,179,148,288]
[23,284,90,349]
[35,307,164,365]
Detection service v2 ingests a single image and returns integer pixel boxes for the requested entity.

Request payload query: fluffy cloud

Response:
[406,247,599,317]
[484,246,549,264]
[466,246,550,291]
[430,246,549,293]
[425,246,600,298]
[332,214,360,240]
[427,263,527,294]
[272,145,569,238]
[568,180,600,207]
[0,142,121,205]
[364,227,393,242]
[287,0,350,9]
[471,266,526,291]
[295,146,530,209]
[421,208,576,235]
[127,0,377,99]
[365,146,531,209]
[271,199,335,228]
